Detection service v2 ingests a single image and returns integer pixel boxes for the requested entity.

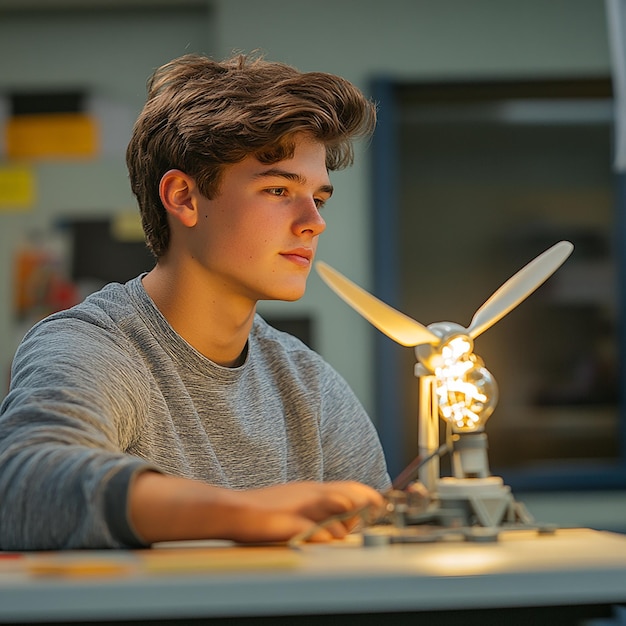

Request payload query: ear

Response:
[159,169,198,228]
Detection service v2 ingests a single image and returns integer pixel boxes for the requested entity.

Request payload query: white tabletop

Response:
[1,528,625,622]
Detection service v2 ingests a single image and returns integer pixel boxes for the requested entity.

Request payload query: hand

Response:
[227,481,385,544]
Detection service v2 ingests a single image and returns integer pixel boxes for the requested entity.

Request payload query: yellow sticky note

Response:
[6,113,99,159]
[0,166,35,209]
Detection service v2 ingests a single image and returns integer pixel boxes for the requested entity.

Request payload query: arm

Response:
[129,472,384,544]
[0,316,154,550]
[0,315,383,549]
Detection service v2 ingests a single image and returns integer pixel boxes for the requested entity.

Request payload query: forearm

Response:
[128,471,246,543]
[129,472,385,545]
[129,472,316,545]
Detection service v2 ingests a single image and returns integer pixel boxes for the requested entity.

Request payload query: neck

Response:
[142,263,256,367]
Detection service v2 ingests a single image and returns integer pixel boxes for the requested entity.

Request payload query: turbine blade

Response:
[467,240,574,339]
[316,261,438,347]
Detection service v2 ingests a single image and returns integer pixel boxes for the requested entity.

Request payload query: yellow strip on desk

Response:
[141,546,300,574]
[26,557,135,578]
[19,546,300,578]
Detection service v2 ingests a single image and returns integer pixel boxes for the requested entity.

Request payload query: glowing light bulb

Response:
[416,324,498,433]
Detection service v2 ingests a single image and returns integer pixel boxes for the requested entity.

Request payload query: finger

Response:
[322,486,386,526]
[304,525,337,543]
[230,511,313,544]
[341,514,363,533]
[327,481,386,511]
[319,519,350,540]
[299,491,354,521]
[290,509,364,545]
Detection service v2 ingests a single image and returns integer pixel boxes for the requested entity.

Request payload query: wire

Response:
[391,442,451,491]
[287,505,377,548]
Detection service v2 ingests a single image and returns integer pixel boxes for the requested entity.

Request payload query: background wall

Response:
[1,0,624,529]
[0,1,214,379]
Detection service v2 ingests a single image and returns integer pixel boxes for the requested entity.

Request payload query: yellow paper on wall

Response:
[6,113,99,159]
[111,211,146,242]
[0,165,35,209]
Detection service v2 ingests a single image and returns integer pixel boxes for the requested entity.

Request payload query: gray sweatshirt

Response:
[0,276,390,550]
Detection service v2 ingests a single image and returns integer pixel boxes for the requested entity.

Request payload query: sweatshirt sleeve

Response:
[0,315,157,550]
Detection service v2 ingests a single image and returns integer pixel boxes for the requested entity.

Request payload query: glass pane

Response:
[395,88,619,480]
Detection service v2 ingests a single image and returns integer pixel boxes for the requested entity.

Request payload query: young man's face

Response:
[188,134,332,303]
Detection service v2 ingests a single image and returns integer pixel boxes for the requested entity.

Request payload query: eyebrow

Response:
[254,168,334,196]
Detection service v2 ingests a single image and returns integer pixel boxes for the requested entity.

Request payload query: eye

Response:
[314,197,328,209]
[265,187,287,197]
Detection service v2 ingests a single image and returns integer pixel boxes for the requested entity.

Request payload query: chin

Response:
[266,285,307,302]
[274,291,306,302]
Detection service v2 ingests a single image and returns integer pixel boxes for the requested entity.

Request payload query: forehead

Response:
[229,137,331,183]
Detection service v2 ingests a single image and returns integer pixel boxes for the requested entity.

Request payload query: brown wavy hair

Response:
[126,52,377,258]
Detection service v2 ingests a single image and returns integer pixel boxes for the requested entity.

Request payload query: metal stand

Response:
[364,371,556,546]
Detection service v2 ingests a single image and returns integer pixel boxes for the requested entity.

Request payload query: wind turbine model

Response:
[316,241,574,542]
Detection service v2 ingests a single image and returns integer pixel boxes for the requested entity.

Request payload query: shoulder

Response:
[28,280,132,329]
[14,278,147,377]
[27,277,145,336]
[71,279,141,326]
[6,280,151,447]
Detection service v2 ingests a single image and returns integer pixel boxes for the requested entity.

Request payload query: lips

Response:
[282,248,313,261]
[281,248,313,266]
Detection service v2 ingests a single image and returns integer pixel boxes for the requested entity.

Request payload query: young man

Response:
[0,53,390,550]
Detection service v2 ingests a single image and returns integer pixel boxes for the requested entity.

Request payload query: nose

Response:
[294,197,326,237]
